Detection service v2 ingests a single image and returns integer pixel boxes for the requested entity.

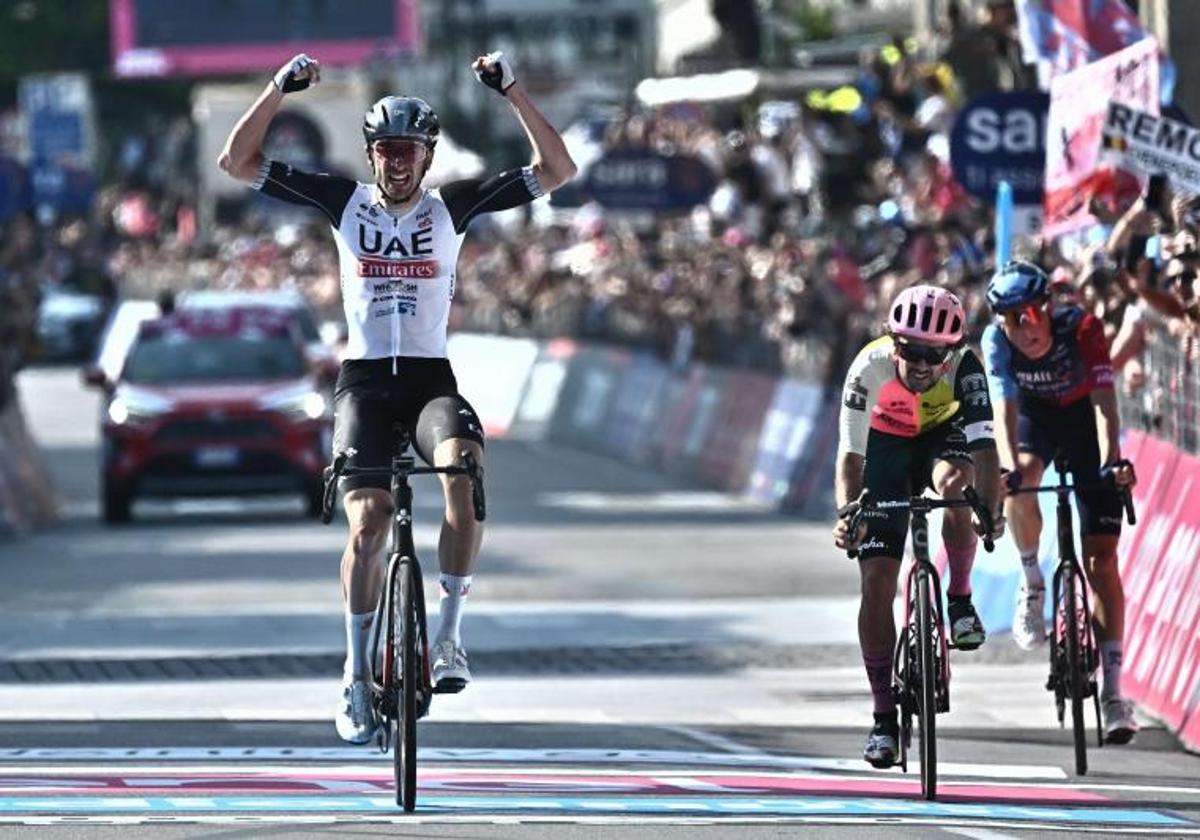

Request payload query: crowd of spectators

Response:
[2,0,1197,444]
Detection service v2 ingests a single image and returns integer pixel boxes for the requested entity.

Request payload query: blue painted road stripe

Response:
[0,796,1190,824]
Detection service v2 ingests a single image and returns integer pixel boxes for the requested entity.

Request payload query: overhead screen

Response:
[111,0,419,78]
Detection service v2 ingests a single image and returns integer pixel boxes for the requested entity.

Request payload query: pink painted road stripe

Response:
[0,771,1107,804]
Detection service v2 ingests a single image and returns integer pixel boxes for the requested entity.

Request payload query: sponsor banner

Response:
[1123,447,1200,734]
[1117,430,1181,580]
[1101,103,1200,195]
[582,152,717,211]
[950,91,1050,206]
[446,334,540,439]
[547,346,633,450]
[745,380,823,506]
[780,403,838,515]
[507,339,578,442]
[696,371,777,493]
[660,368,725,481]
[1043,38,1159,237]
[599,354,671,462]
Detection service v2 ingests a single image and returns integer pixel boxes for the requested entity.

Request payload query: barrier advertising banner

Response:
[697,371,777,492]
[601,355,671,463]
[746,380,823,506]
[447,334,540,438]
[1043,37,1159,236]
[508,339,578,441]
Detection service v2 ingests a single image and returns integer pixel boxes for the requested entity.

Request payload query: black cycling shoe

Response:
[863,713,900,768]
[948,595,986,651]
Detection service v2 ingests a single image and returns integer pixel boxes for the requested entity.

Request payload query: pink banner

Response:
[1042,38,1159,237]
[1122,449,1200,732]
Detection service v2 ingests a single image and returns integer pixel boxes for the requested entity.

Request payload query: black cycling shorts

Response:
[858,414,975,561]
[1016,394,1122,537]
[332,357,485,492]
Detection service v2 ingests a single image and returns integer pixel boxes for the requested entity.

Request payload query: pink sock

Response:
[863,650,895,713]
[944,538,978,597]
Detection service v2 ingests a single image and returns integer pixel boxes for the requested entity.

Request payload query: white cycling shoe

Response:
[335,679,378,745]
[1012,581,1047,651]
[1103,697,1139,745]
[432,640,471,693]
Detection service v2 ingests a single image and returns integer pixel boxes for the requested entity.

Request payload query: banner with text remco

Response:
[1101,103,1200,196]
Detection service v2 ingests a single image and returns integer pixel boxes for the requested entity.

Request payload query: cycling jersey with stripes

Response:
[252,160,542,359]
[839,335,995,456]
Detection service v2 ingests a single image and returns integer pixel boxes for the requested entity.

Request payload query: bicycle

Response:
[1008,454,1136,776]
[320,428,486,812]
[838,486,995,801]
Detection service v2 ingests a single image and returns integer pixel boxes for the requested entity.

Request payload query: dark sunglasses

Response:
[895,342,951,365]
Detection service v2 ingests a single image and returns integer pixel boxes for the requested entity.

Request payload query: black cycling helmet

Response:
[986,259,1050,313]
[362,96,440,147]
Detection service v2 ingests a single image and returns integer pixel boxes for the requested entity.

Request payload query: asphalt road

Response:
[0,366,1197,838]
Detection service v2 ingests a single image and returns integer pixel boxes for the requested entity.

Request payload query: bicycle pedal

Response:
[433,678,467,695]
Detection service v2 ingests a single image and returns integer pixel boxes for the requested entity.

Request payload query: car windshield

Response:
[123,334,306,384]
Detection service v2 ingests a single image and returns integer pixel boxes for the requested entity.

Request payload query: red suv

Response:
[98,307,333,523]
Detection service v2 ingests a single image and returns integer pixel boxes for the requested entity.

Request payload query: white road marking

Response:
[538,491,772,513]
[0,747,1069,779]
[944,827,1024,840]
[660,725,768,756]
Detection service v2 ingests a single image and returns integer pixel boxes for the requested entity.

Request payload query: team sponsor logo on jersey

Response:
[961,372,987,393]
[844,378,868,411]
[358,225,435,257]
[416,208,434,229]
[359,257,439,279]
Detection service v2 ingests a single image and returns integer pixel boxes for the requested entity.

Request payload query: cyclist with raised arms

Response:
[834,285,1004,768]
[981,260,1138,744]
[218,52,576,744]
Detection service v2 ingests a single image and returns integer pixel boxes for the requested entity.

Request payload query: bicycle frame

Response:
[369,452,433,720]
[900,505,952,714]
[320,435,486,811]
[841,487,995,801]
[1018,455,1103,772]
[1008,452,1141,773]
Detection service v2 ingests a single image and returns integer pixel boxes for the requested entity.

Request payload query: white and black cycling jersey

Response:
[251,160,543,359]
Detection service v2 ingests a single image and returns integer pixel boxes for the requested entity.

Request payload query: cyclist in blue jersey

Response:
[218,52,576,744]
[981,260,1139,744]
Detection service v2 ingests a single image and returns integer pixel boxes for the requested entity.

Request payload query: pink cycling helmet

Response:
[887,284,965,346]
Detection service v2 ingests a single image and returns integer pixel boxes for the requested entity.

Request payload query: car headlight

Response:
[261,388,329,420]
[107,390,174,425]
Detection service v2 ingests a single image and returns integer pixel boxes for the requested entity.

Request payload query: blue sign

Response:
[583,152,717,210]
[950,91,1050,206]
[30,162,95,216]
[0,156,31,220]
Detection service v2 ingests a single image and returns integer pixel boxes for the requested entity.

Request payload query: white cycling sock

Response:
[1100,640,1124,701]
[1019,549,1044,588]
[435,573,472,646]
[344,610,375,681]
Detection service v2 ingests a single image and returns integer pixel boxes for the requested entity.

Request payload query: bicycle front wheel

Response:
[1062,566,1088,776]
[916,572,938,801]
[393,558,419,811]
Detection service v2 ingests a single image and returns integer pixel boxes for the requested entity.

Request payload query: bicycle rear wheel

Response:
[393,558,419,811]
[1062,566,1088,776]
[916,572,938,801]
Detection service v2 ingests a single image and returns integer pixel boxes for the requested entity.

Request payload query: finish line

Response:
[0,794,1189,825]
